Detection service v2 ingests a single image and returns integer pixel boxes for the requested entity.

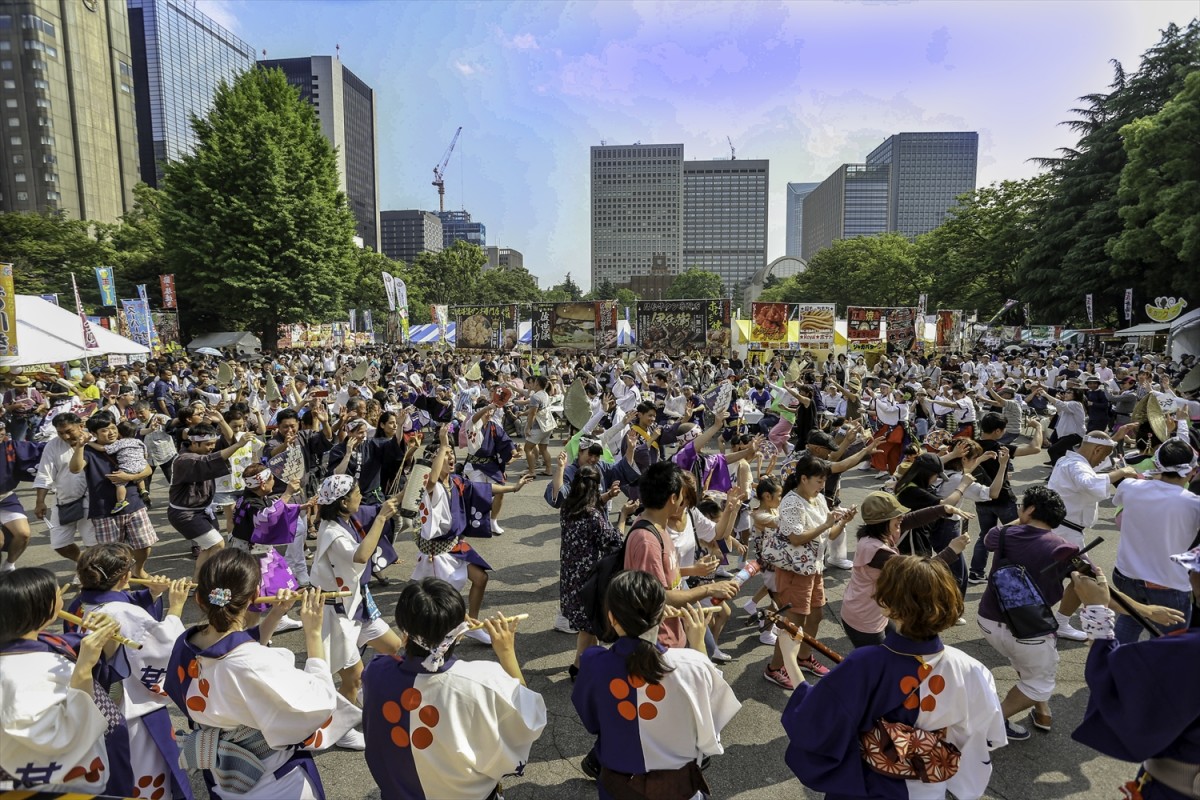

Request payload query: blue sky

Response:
[199,0,1197,290]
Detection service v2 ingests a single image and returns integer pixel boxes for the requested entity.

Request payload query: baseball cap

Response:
[806,431,837,450]
[861,492,910,525]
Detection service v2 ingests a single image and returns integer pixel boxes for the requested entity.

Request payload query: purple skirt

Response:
[450,540,491,571]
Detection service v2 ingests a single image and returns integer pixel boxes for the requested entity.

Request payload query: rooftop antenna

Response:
[335,43,341,61]
[727,136,736,160]
[261,48,267,58]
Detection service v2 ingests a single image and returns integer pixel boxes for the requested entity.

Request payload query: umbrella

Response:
[196,347,222,357]
[1003,345,1024,354]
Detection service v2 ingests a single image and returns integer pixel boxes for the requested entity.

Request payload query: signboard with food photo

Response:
[795,304,836,348]
[706,299,732,353]
[884,307,917,351]
[453,304,519,350]
[750,302,790,344]
[532,302,618,351]
[637,300,707,354]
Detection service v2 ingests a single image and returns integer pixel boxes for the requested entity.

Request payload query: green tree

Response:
[540,289,572,302]
[160,68,358,346]
[667,268,724,299]
[1,211,116,306]
[548,272,583,300]
[771,234,927,308]
[915,176,1052,316]
[416,241,487,306]
[109,183,167,300]
[476,266,542,305]
[614,288,639,309]
[1110,69,1200,299]
[587,277,618,300]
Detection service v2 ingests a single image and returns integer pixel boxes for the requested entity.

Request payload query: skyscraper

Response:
[590,143,683,289]
[682,158,768,293]
[866,132,979,238]
[800,164,890,261]
[436,210,485,249]
[259,55,380,251]
[0,0,140,222]
[380,209,442,264]
[785,182,819,258]
[485,246,523,272]
[127,0,255,188]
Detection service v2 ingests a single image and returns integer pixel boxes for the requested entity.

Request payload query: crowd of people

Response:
[0,340,1198,800]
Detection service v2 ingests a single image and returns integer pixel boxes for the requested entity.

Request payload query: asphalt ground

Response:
[13,442,1144,800]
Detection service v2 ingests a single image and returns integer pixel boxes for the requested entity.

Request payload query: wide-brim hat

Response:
[1132,393,1170,443]
[861,492,910,525]
[10,376,32,387]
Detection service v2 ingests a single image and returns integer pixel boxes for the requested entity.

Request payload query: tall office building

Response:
[127,0,255,187]
[437,209,485,249]
[380,209,442,264]
[800,131,977,260]
[0,0,139,222]
[590,143,683,289]
[800,164,890,261]
[785,182,818,257]
[866,132,978,238]
[259,55,380,251]
[682,158,768,293]
[485,246,523,271]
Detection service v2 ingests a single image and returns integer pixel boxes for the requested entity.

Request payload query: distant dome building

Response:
[743,255,807,307]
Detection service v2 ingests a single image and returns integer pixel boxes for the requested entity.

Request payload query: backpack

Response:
[577,518,664,643]
[987,526,1057,639]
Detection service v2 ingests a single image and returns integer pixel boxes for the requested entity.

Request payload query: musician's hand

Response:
[166,578,191,617]
[678,603,709,653]
[482,613,519,657]
[1070,570,1110,607]
[776,622,802,669]
[141,573,172,599]
[76,612,120,672]
[378,497,400,520]
[297,588,323,631]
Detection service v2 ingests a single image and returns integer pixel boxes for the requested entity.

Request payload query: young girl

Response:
[229,464,310,626]
[70,545,194,799]
[0,567,123,793]
[309,474,403,725]
[362,578,547,799]
[743,476,783,646]
[783,556,1006,800]
[413,425,532,644]
[762,457,855,687]
[165,550,350,800]
[572,570,741,800]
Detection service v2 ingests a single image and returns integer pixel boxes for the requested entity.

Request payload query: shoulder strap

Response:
[997,525,1009,561]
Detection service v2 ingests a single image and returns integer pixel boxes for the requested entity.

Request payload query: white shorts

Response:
[47,506,97,550]
[323,608,391,672]
[526,426,552,446]
[977,616,1059,702]
[192,528,224,549]
[761,570,778,593]
[0,509,27,526]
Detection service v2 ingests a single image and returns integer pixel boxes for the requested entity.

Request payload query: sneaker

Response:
[274,614,303,633]
[710,649,732,664]
[763,665,794,689]
[797,656,830,678]
[490,521,505,535]
[1055,612,1088,642]
[581,749,601,779]
[553,614,578,634]
[967,572,988,585]
[1005,719,1031,741]
[740,599,758,616]
[111,499,130,514]
[824,557,853,570]
[875,470,891,480]
[759,625,779,646]
[464,628,492,645]
[955,617,967,626]
[334,729,366,750]
[856,461,872,471]
[715,567,734,579]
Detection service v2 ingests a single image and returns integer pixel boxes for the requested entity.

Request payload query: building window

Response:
[4,98,13,107]
[2,79,12,89]
[8,135,18,145]
[0,61,11,70]
[0,41,9,51]
[16,191,27,201]
[14,172,25,182]
[7,117,17,126]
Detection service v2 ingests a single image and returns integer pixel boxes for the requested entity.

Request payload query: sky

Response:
[197,0,1197,290]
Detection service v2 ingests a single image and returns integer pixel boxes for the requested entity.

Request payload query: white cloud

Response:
[193,0,240,35]
[454,60,482,77]
[509,33,539,50]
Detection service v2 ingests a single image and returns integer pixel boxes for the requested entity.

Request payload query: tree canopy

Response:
[667,268,724,299]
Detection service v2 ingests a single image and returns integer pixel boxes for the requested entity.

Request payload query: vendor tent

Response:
[186,332,261,355]
[407,323,455,344]
[1112,322,1171,338]
[0,295,150,367]
[1168,309,1200,360]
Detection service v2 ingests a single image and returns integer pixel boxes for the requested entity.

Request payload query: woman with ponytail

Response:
[572,570,741,800]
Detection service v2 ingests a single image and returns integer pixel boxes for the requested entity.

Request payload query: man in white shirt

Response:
[31,412,95,562]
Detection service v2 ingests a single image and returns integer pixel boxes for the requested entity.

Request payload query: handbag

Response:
[859,658,962,783]
[56,495,86,524]
[987,526,1058,639]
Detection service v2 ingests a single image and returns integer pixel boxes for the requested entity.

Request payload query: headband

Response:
[412,621,470,671]
[1082,434,1115,447]
[187,433,221,443]
[243,469,271,489]
[1169,546,1200,574]
[316,474,355,505]
[1145,444,1199,477]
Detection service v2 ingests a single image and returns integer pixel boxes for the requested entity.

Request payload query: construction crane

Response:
[432,126,462,213]
[727,136,736,161]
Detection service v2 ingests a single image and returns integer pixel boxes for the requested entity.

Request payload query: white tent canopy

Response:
[0,294,150,367]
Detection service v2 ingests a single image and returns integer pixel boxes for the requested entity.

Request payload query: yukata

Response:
[0,631,130,795]
[230,493,307,605]
[362,652,547,800]
[0,438,44,555]
[411,478,494,592]
[463,418,515,485]
[310,512,392,671]
[66,588,192,799]
[783,630,1005,800]
[572,637,741,800]
[672,441,733,493]
[165,626,355,800]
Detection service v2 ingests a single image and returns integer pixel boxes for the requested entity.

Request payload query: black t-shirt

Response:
[83,447,146,518]
[973,439,1018,507]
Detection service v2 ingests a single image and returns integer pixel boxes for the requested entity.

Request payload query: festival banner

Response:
[363,309,373,333]
[705,299,731,352]
[1086,294,1094,326]
[349,309,357,333]
[94,266,117,307]
[885,307,918,351]
[935,310,961,350]
[395,278,409,342]
[1124,288,1133,322]
[40,293,59,306]
[159,274,177,309]
[121,299,154,349]
[0,263,16,357]
[72,274,99,350]
[531,302,618,351]
[636,300,708,354]
[987,298,1020,324]
[453,304,519,350]
[136,284,159,352]
[381,272,396,311]
[1145,296,1187,323]
[151,312,180,351]
[750,302,790,345]
[847,307,884,342]
[431,304,449,344]
[793,304,836,349]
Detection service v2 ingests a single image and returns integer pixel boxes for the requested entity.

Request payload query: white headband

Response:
[243,469,271,489]
[1082,434,1115,447]
[187,433,221,443]
[1145,445,1199,477]
[413,621,470,671]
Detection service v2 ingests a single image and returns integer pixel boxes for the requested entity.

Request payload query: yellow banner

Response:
[0,263,16,357]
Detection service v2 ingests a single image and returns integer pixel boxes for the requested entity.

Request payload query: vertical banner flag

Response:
[1124,288,1133,322]
[381,272,396,311]
[363,309,373,332]
[884,307,918,352]
[1023,302,1031,327]
[94,266,117,307]
[159,274,177,309]
[749,302,790,345]
[40,293,59,306]
[987,298,1020,324]
[72,273,99,350]
[0,263,17,357]
[136,284,159,350]
[1086,294,1094,326]
[432,304,449,343]
[349,309,357,333]
[916,293,928,346]
[395,278,409,342]
[934,310,960,350]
